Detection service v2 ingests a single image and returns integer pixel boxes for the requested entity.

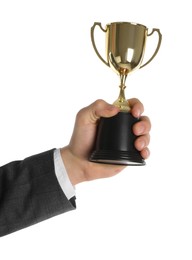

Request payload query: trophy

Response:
[89,22,162,165]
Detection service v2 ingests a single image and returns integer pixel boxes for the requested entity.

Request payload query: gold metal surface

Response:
[91,22,162,112]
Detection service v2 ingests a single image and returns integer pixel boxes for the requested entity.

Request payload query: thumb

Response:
[87,99,120,124]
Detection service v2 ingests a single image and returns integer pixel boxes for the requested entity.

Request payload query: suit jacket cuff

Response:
[0,149,76,237]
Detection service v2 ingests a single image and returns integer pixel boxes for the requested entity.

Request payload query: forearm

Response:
[0,149,75,237]
[60,146,87,185]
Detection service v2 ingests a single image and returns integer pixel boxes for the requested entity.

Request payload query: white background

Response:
[0,0,192,259]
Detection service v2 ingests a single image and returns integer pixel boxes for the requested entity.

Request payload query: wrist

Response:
[60,146,87,185]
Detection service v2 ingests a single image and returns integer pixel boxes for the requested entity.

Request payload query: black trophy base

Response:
[89,112,145,166]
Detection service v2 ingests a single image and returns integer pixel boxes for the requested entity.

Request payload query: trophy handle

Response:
[140,28,162,69]
[91,22,110,67]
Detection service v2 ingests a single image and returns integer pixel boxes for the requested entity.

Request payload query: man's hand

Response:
[61,99,151,185]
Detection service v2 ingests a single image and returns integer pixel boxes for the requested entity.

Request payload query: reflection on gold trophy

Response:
[90,22,162,165]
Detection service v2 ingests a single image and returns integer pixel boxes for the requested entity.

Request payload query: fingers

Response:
[77,99,119,125]
[133,116,151,159]
[75,99,151,161]
[128,98,144,118]
[78,98,146,125]
[134,134,150,151]
[78,98,146,124]
[91,99,120,120]
[132,116,151,136]
[140,147,150,159]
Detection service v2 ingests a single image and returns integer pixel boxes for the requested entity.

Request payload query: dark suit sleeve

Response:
[0,149,76,237]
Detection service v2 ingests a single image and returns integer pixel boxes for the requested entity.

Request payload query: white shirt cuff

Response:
[53,148,76,200]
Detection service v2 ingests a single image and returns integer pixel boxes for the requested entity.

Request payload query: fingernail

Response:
[108,105,119,111]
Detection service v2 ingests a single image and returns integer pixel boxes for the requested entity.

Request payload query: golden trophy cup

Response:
[90,22,162,165]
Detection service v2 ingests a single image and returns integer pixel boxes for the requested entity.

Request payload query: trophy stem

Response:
[113,74,131,112]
